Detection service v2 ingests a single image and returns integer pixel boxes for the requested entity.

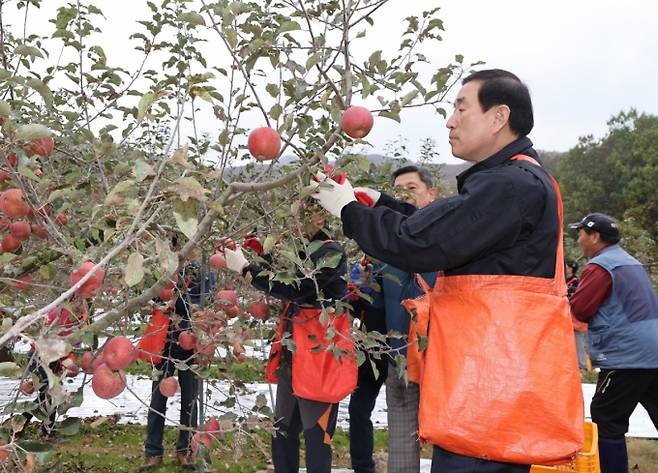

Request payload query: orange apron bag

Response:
[416,155,584,465]
[402,274,435,384]
[291,308,357,403]
[137,307,171,364]
[265,303,290,384]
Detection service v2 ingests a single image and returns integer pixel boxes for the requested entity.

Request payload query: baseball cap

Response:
[568,212,620,238]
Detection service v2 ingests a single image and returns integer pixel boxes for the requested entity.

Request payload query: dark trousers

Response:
[591,369,658,473]
[144,358,198,457]
[272,399,338,473]
[349,372,386,473]
[22,353,58,434]
[431,446,531,473]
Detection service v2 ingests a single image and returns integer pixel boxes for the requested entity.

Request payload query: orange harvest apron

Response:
[137,307,171,364]
[404,155,584,465]
[265,303,357,404]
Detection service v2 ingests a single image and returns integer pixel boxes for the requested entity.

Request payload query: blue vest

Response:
[588,245,658,369]
[381,265,436,357]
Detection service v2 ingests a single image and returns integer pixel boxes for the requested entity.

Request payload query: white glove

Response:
[310,172,357,218]
[353,186,381,205]
[224,245,249,273]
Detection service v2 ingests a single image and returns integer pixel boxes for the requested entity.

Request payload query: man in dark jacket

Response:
[348,259,387,473]
[569,213,658,473]
[312,70,564,472]
[141,260,209,471]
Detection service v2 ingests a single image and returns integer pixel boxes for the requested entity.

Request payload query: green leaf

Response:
[132,159,155,182]
[265,83,279,98]
[137,91,155,122]
[59,417,81,436]
[305,53,320,70]
[277,21,301,35]
[0,100,11,116]
[263,235,275,254]
[14,44,44,59]
[400,89,419,107]
[47,187,73,203]
[17,165,40,182]
[173,199,198,239]
[15,124,51,142]
[17,441,56,464]
[39,264,56,280]
[124,252,145,287]
[169,177,209,202]
[26,78,53,109]
[0,362,22,376]
[317,251,342,269]
[269,103,282,120]
[378,110,400,123]
[178,12,206,27]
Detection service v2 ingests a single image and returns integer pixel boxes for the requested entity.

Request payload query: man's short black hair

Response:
[582,226,621,245]
[462,69,534,137]
[390,165,434,188]
[566,260,579,273]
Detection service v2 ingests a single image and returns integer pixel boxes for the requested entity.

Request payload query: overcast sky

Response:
[7,0,658,164]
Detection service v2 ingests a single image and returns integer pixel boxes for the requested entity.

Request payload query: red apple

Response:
[159,376,178,397]
[102,336,136,370]
[0,439,9,462]
[24,136,55,158]
[13,274,32,291]
[225,305,240,318]
[91,364,126,399]
[31,223,48,240]
[247,127,281,161]
[191,432,212,453]
[0,216,9,229]
[248,301,269,320]
[0,188,30,217]
[159,288,173,301]
[54,213,68,226]
[46,306,75,336]
[9,220,31,240]
[178,330,197,351]
[81,351,96,374]
[0,234,21,253]
[20,379,34,395]
[62,353,80,377]
[70,261,105,298]
[5,152,17,169]
[209,253,226,269]
[215,289,238,310]
[0,170,10,184]
[202,417,220,437]
[340,106,374,139]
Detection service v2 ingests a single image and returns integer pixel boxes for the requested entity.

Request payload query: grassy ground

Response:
[4,419,657,472]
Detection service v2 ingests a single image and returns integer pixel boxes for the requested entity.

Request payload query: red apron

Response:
[405,155,584,465]
[265,304,357,404]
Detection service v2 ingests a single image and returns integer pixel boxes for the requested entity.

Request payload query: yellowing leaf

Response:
[173,199,198,239]
[169,177,209,202]
[105,179,136,206]
[169,145,189,167]
[35,337,72,364]
[178,11,206,27]
[156,239,178,274]
[137,91,155,122]
[124,252,145,287]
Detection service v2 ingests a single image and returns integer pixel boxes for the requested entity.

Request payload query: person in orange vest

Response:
[311,70,583,472]
[223,201,356,473]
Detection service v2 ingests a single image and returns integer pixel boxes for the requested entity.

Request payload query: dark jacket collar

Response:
[456,136,536,192]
